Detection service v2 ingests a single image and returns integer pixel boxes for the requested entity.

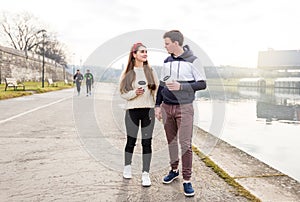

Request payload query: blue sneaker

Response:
[183,182,195,197]
[162,170,179,184]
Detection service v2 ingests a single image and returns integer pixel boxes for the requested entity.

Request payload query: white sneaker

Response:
[123,165,132,179]
[142,172,151,187]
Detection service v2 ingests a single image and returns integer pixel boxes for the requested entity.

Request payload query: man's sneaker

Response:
[142,172,151,187]
[183,182,195,197]
[123,165,132,179]
[162,170,179,184]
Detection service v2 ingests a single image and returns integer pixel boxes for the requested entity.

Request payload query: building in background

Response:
[258,49,300,78]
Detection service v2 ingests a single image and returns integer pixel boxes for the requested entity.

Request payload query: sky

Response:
[1,0,300,68]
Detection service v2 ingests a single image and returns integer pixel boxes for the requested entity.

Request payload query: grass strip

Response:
[0,81,73,100]
[192,145,261,202]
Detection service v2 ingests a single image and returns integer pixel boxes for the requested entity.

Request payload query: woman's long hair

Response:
[119,43,157,95]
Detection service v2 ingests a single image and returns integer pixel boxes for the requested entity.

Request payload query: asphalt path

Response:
[0,83,251,201]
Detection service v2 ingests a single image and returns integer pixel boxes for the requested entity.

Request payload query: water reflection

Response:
[195,85,300,182]
[197,86,300,123]
[257,102,300,123]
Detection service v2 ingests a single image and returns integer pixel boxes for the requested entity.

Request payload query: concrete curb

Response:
[192,127,300,202]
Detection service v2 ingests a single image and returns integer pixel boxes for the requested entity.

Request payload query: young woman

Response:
[119,42,159,187]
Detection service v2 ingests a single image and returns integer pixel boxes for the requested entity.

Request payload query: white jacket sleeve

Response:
[120,90,137,100]
[193,58,206,81]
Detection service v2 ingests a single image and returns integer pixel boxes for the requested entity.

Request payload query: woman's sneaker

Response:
[123,165,132,179]
[183,182,195,197]
[162,170,179,184]
[142,172,151,187]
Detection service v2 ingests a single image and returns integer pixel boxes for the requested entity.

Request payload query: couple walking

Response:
[119,30,207,197]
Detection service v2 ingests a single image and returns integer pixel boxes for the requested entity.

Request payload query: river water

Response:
[194,86,300,182]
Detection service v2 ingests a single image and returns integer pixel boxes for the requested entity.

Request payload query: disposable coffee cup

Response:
[138,80,146,91]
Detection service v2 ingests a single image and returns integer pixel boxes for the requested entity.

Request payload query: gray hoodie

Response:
[155,45,207,105]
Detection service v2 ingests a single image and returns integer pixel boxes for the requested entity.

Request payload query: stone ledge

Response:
[193,127,300,202]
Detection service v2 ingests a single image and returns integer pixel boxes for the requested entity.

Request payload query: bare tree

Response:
[0,12,67,65]
[1,12,44,52]
[36,36,68,66]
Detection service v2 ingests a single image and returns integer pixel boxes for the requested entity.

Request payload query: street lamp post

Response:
[41,30,46,88]
[0,63,2,84]
[61,56,66,81]
[63,65,66,81]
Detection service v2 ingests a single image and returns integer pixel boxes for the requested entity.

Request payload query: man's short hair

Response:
[163,30,184,46]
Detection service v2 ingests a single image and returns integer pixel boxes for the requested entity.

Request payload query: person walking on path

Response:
[84,69,94,96]
[119,42,159,187]
[155,30,207,197]
[73,69,84,96]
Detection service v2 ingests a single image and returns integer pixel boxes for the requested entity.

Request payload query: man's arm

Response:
[180,80,206,91]
[183,58,206,91]
[155,82,164,106]
[154,83,164,121]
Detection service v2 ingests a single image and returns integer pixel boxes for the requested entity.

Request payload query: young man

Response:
[155,30,207,197]
[84,69,94,96]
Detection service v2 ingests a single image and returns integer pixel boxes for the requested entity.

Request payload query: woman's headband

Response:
[131,42,144,52]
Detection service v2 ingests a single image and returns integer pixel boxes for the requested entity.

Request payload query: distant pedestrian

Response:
[119,42,159,187]
[73,69,84,96]
[155,30,207,197]
[84,69,94,96]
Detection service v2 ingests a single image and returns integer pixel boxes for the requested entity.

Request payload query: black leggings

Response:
[124,108,155,172]
[76,81,81,93]
[86,82,92,94]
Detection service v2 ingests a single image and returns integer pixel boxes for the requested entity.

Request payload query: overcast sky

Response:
[1,0,300,67]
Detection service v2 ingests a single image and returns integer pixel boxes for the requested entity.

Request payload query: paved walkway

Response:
[0,83,299,201]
